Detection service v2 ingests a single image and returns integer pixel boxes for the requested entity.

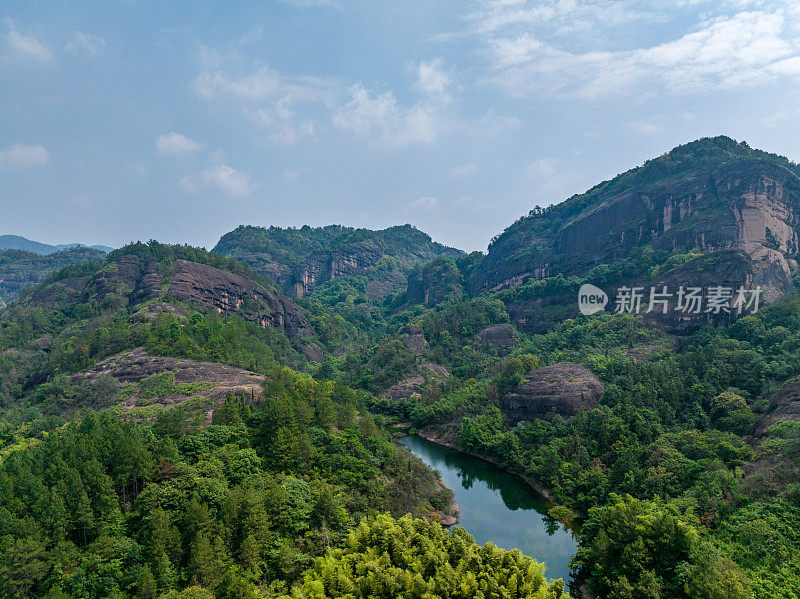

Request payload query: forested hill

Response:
[0,246,106,305]
[468,135,800,299]
[2,137,800,598]
[0,239,568,598]
[213,224,462,299]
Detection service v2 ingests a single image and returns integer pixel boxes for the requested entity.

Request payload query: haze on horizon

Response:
[3,0,800,252]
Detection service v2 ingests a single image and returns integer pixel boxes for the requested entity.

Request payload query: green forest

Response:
[1,220,799,598]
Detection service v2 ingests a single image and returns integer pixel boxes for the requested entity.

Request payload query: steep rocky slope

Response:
[71,347,266,420]
[502,362,605,425]
[167,259,314,337]
[471,137,800,304]
[28,247,314,339]
[213,224,461,299]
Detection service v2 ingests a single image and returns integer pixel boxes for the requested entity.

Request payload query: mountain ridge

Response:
[0,234,113,255]
[213,223,462,299]
[470,136,800,297]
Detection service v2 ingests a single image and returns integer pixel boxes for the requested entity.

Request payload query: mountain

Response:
[0,240,322,413]
[213,224,461,299]
[0,234,113,255]
[0,246,107,306]
[31,241,315,341]
[470,137,799,299]
[3,139,800,598]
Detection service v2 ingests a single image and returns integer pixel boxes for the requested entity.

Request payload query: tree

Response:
[136,565,157,599]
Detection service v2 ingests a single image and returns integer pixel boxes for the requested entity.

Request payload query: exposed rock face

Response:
[132,301,189,322]
[299,343,324,362]
[477,324,517,347]
[401,324,429,355]
[383,374,426,401]
[93,256,163,304]
[380,362,451,402]
[213,224,461,299]
[291,242,384,297]
[753,376,800,439]
[502,363,604,425]
[29,255,313,339]
[405,256,465,306]
[470,139,800,329]
[0,246,105,305]
[30,275,92,307]
[72,347,266,420]
[365,270,405,300]
[168,260,314,337]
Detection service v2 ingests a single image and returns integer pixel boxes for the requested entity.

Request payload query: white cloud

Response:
[4,27,52,63]
[405,196,439,212]
[66,32,106,56]
[245,98,316,144]
[196,65,337,144]
[180,164,253,196]
[447,163,476,177]
[525,157,559,178]
[0,144,50,169]
[489,33,542,68]
[156,132,202,155]
[333,84,443,146]
[485,10,800,97]
[626,121,663,135]
[412,58,452,102]
[523,156,589,205]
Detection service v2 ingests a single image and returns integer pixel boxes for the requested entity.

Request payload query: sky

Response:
[2,1,800,252]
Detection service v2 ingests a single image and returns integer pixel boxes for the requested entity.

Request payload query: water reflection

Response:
[400,435,578,583]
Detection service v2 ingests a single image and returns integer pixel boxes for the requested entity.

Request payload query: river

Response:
[400,435,578,583]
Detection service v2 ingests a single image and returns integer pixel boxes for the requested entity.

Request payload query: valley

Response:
[1,137,799,598]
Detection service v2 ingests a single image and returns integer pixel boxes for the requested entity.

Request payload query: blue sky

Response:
[2,1,800,252]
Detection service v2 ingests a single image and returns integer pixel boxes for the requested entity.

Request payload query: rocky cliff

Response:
[471,137,800,306]
[167,259,313,337]
[72,347,266,421]
[502,362,605,425]
[30,251,314,339]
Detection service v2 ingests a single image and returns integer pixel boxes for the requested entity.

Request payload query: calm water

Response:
[400,435,578,583]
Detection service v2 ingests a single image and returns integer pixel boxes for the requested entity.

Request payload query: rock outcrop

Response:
[72,347,266,420]
[92,255,163,304]
[502,362,604,425]
[401,324,429,355]
[477,324,517,347]
[132,301,189,322]
[168,260,313,337]
[753,376,800,440]
[29,254,314,339]
[0,246,105,305]
[381,362,451,402]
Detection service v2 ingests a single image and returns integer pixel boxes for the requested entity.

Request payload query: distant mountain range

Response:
[4,136,800,329]
[0,234,114,255]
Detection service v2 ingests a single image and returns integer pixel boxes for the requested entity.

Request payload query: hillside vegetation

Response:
[2,137,800,597]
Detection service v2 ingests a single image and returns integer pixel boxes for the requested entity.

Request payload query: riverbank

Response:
[398,434,580,585]
[416,424,559,504]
